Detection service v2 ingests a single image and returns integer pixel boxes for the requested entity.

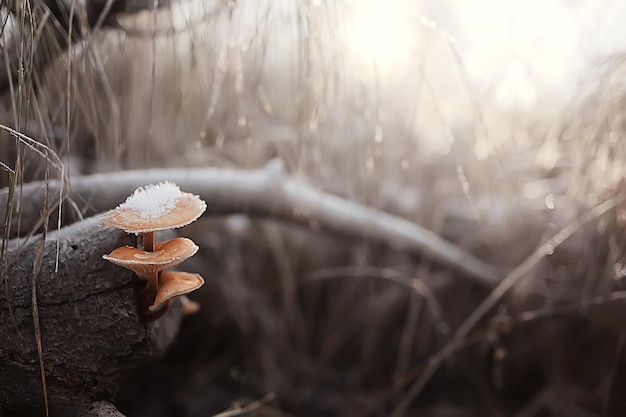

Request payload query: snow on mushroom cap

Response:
[100,182,207,233]
[122,182,181,219]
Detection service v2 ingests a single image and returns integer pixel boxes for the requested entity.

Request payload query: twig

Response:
[211,393,275,417]
[1,160,501,287]
[515,290,626,323]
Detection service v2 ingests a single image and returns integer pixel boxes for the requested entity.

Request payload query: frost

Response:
[119,182,181,219]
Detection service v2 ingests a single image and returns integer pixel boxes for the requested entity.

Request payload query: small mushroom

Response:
[100,182,206,321]
[102,238,199,278]
[180,296,201,316]
[148,271,204,312]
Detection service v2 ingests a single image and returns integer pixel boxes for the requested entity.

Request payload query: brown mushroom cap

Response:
[99,182,207,234]
[102,237,199,277]
[148,271,204,311]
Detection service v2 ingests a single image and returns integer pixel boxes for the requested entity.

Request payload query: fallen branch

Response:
[0,216,183,416]
[0,160,501,287]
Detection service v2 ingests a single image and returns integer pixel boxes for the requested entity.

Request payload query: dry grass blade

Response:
[391,195,624,417]
[515,291,626,323]
[210,393,276,417]
[0,160,15,173]
[0,123,66,269]
[262,222,308,347]
[30,159,51,417]
[1,171,21,339]
[305,265,450,336]
[31,233,49,417]
[0,123,64,170]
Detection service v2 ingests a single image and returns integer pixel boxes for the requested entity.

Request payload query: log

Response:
[0,216,183,416]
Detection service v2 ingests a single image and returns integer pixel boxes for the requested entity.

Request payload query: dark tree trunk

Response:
[0,216,182,416]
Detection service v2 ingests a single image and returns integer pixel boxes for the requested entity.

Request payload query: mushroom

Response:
[102,237,199,309]
[102,238,199,278]
[180,296,201,316]
[148,271,204,312]
[100,182,206,320]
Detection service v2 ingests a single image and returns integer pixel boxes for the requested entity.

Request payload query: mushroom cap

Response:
[99,182,207,234]
[148,271,204,311]
[102,237,199,277]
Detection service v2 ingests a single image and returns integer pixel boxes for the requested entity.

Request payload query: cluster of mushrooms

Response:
[99,182,206,321]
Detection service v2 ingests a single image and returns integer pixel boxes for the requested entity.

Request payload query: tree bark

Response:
[0,216,182,416]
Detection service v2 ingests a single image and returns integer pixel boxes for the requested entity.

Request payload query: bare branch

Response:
[210,393,276,417]
[1,160,502,286]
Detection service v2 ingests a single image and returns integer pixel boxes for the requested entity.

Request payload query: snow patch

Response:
[120,182,181,219]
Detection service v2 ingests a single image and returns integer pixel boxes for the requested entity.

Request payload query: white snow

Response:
[119,182,181,218]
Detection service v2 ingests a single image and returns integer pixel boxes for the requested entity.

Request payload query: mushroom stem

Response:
[145,271,159,307]
[142,231,158,305]
[135,273,159,309]
[143,231,155,252]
